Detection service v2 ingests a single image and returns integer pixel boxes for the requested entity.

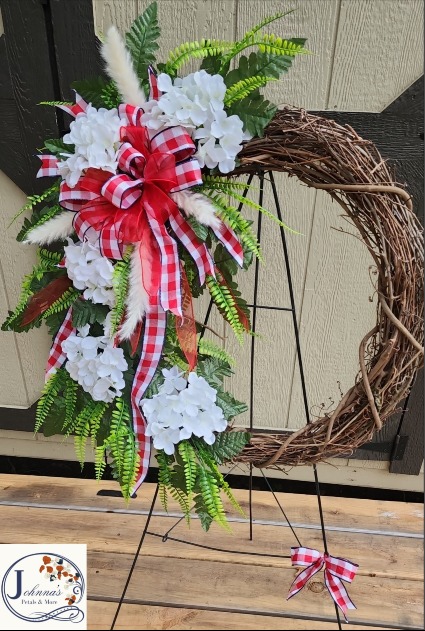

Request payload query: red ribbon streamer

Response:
[287,547,358,621]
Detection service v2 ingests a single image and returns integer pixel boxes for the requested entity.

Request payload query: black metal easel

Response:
[110,171,343,630]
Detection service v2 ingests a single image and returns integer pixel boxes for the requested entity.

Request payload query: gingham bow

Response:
[287,547,358,621]
[37,72,244,492]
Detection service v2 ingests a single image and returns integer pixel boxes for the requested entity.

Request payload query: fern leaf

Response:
[63,374,78,431]
[39,100,73,107]
[206,274,245,342]
[227,190,299,234]
[165,39,233,75]
[125,1,160,85]
[121,431,140,501]
[9,182,60,228]
[16,205,63,243]
[101,81,121,109]
[201,175,256,192]
[242,11,292,41]
[198,338,235,365]
[219,10,293,71]
[257,34,308,57]
[207,431,250,464]
[107,398,132,481]
[95,445,107,481]
[197,467,229,528]
[35,369,66,433]
[224,75,276,105]
[178,442,197,499]
[90,402,109,444]
[201,191,262,261]
[110,246,132,336]
[41,288,79,319]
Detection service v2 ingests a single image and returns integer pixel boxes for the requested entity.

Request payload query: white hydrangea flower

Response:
[141,366,227,454]
[62,328,127,404]
[57,105,122,187]
[64,239,116,307]
[141,70,248,174]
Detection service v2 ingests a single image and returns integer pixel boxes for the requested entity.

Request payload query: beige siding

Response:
[0,1,423,488]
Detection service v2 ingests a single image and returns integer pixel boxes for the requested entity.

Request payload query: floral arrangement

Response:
[3,3,306,529]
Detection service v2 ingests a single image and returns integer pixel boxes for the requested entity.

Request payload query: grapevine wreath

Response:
[3,4,423,530]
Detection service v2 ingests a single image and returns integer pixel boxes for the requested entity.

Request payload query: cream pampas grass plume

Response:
[23,212,75,245]
[119,244,150,340]
[101,26,146,106]
[171,190,221,230]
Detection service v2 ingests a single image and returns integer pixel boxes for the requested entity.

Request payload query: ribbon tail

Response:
[325,571,356,623]
[146,212,182,317]
[168,209,215,285]
[131,302,167,493]
[45,307,75,380]
[287,560,324,600]
[176,265,197,372]
[211,220,244,267]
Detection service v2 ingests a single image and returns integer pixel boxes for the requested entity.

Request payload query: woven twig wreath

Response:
[232,107,424,468]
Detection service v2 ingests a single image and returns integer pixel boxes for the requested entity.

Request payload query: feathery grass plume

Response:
[23,211,75,245]
[101,26,146,106]
[119,243,149,340]
[171,190,221,230]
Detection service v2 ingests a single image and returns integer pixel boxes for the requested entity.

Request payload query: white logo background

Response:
[0,544,87,630]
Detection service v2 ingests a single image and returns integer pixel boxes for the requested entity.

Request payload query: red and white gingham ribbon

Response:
[44,307,75,380]
[288,547,358,621]
[131,300,167,491]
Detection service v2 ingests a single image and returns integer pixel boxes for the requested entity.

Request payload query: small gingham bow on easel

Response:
[287,547,359,621]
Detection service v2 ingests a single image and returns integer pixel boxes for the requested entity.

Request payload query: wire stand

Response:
[110,171,343,630]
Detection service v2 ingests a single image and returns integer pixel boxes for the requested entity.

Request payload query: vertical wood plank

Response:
[328,0,424,112]
[390,370,424,475]
[50,0,104,101]
[0,0,59,195]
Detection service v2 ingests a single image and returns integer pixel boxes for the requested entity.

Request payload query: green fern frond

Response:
[95,445,107,481]
[35,369,67,433]
[64,399,99,439]
[197,467,229,529]
[90,402,109,444]
[201,191,262,261]
[201,175,255,192]
[257,34,308,56]
[165,39,233,75]
[17,205,63,242]
[38,248,63,266]
[242,11,292,41]
[226,190,299,234]
[224,75,276,105]
[41,288,79,319]
[39,101,73,107]
[178,442,197,499]
[63,374,78,431]
[9,181,60,228]
[121,431,140,501]
[2,255,59,331]
[110,246,132,336]
[107,398,132,480]
[198,338,235,365]
[206,273,245,342]
[101,82,121,109]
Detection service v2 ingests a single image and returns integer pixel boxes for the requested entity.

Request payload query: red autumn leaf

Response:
[176,267,197,372]
[20,276,73,326]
